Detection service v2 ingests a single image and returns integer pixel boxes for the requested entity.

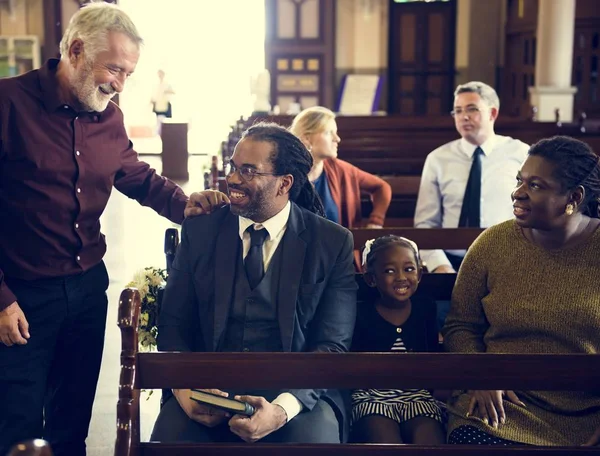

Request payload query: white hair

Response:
[59,1,143,61]
[454,81,500,110]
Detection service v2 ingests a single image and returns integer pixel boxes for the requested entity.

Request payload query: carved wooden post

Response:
[115,289,141,456]
[210,156,219,190]
[579,112,587,133]
[531,106,538,121]
[8,439,53,456]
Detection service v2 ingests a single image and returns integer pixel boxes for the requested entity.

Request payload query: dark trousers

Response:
[151,395,340,443]
[0,262,109,456]
[435,252,464,329]
[445,252,464,271]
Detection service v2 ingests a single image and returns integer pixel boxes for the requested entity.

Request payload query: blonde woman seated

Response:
[290,107,392,229]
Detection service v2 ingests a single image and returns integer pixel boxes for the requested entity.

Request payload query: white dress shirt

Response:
[414,134,529,271]
[237,201,303,421]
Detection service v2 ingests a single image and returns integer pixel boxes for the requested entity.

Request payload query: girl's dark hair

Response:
[528,135,600,218]
[242,122,325,217]
[363,235,421,273]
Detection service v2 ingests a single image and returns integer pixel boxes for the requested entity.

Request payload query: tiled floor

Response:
[86,155,209,455]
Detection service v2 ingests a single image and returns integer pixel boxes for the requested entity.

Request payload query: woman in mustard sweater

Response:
[290,107,392,230]
[443,135,600,446]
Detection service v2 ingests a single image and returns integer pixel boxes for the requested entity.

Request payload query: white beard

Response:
[71,60,114,112]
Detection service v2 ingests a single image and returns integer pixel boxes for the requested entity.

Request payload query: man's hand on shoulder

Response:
[184,190,230,218]
[228,395,288,442]
[0,302,30,346]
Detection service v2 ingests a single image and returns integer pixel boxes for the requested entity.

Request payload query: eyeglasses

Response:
[450,106,481,117]
[227,163,281,182]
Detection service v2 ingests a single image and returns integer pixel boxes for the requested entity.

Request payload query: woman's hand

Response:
[583,427,600,446]
[467,390,526,428]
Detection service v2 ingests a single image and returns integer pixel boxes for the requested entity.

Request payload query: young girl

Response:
[351,235,446,444]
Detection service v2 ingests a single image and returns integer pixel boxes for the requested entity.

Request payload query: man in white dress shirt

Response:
[414,81,529,273]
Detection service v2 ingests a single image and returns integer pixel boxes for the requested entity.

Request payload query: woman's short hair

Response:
[289,106,336,139]
[528,135,600,218]
[362,235,421,273]
[60,1,143,61]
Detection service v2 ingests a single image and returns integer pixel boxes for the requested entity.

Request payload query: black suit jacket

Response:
[158,203,357,432]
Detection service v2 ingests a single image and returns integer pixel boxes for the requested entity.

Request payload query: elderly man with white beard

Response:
[0,3,228,455]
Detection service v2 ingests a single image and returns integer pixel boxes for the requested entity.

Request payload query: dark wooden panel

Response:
[351,227,484,251]
[137,352,600,391]
[42,0,62,62]
[388,0,456,115]
[265,0,335,109]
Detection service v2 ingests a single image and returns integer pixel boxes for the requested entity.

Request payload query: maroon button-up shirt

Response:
[0,59,188,310]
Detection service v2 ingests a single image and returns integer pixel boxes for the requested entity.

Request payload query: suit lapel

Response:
[278,204,307,352]
[213,212,240,350]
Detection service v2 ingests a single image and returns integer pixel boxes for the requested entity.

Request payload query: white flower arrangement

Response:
[126,267,167,352]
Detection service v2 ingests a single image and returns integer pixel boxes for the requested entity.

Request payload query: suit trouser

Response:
[0,262,109,456]
[151,395,340,443]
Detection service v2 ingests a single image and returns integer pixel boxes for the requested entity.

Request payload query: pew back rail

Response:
[115,287,600,455]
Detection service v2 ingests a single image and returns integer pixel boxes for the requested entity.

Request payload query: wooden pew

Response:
[224,114,600,222]
[115,282,600,455]
[351,227,485,251]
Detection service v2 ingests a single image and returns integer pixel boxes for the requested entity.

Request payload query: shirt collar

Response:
[238,200,291,242]
[38,58,105,118]
[460,134,497,158]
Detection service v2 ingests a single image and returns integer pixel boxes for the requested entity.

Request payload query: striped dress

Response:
[351,296,444,424]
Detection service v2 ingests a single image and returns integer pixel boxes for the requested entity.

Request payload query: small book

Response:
[190,389,255,416]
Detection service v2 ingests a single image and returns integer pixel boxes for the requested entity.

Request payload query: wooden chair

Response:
[7,440,53,456]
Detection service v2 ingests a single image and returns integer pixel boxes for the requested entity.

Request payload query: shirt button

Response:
[75,223,79,229]
[396,327,402,333]
[77,188,81,193]
[63,105,69,109]
[76,150,81,156]
[76,256,81,261]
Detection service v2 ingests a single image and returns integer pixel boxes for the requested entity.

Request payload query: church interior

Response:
[1,0,599,455]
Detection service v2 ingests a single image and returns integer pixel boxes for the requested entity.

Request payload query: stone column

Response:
[529,0,577,122]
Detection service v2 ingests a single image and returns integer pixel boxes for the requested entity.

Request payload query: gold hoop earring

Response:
[565,203,574,216]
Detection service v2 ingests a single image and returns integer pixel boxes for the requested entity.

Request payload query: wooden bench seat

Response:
[115,284,600,455]
[114,228,599,455]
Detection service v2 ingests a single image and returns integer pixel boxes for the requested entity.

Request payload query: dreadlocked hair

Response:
[242,122,325,217]
[363,235,421,274]
[528,135,600,218]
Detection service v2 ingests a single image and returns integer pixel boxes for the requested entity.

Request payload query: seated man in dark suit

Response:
[151,122,357,443]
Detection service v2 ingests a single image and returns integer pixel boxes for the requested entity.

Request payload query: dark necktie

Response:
[458,147,483,227]
[245,226,269,289]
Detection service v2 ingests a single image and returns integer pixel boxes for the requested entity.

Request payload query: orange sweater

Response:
[322,158,392,228]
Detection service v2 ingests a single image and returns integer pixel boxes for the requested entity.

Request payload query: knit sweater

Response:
[442,219,600,445]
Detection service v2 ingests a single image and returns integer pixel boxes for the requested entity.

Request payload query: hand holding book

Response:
[190,389,255,417]
[173,388,231,428]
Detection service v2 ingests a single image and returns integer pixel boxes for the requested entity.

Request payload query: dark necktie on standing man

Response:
[458,146,483,227]
[245,226,269,289]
